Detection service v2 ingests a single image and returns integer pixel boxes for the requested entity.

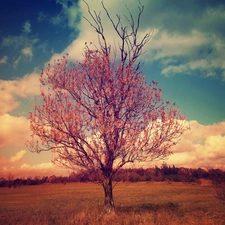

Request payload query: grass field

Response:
[0,181,225,225]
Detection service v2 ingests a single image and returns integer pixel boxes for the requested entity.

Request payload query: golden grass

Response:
[0,182,224,225]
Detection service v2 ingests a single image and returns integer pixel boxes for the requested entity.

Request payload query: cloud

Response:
[13,45,35,67]
[166,120,225,168]
[0,150,26,167]
[1,36,39,49]
[37,12,47,22]
[0,114,30,147]
[0,56,8,64]
[138,0,225,37]
[1,162,69,178]
[20,162,53,170]
[16,47,33,65]
[1,119,225,177]
[43,0,225,80]
[2,34,39,68]
[9,150,26,163]
[147,30,207,60]
[145,29,225,78]
[45,0,146,63]
[38,0,81,30]
[23,20,31,34]
[0,72,40,114]
[22,47,33,58]
[64,1,81,28]
[21,162,70,177]
[2,36,25,48]
[1,19,39,68]
[0,148,69,178]
[141,1,225,79]
[0,91,20,115]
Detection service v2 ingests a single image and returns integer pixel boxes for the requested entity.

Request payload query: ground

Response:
[0,181,224,225]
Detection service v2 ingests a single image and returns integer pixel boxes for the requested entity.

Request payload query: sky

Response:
[0,0,225,178]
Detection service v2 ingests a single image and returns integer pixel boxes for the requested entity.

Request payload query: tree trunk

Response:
[102,177,115,213]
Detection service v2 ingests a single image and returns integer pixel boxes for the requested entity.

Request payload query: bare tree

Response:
[27,1,189,213]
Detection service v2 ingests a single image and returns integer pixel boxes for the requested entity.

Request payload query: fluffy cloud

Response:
[1,162,69,178]
[9,150,26,163]
[20,162,53,170]
[0,72,40,114]
[44,0,225,80]
[0,114,30,147]
[1,0,225,179]
[1,119,225,177]
[0,91,20,115]
[46,0,150,63]
[147,30,207,60]
[0,150,26,167]
[39,0,81,30]
[167,120,225,168]
[145,28,225,78]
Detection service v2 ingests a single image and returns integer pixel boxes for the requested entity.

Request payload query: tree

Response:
[27,0,188,213]
[208,168,225,203]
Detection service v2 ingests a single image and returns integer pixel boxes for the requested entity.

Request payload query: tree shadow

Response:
[116,202,179,213]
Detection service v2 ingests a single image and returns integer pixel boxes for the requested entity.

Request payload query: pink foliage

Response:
[27,49,188,174]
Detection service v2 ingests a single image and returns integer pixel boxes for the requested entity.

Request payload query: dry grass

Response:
[0,182,224,225]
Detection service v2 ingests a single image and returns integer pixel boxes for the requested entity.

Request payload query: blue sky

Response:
[0,0,225,177]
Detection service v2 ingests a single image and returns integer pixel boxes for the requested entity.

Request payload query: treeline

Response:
[0,164,224,188]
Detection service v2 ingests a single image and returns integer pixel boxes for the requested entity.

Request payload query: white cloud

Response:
[0,150,26,168]
[0,72,40,114]
[46,0,81,29]
[23,20,31,34]
[1,19,38,68]
[1,119,225,177]
[1,162,69,178]
[44,0,224,80]
[13,47,34,67]
[0,90,20,115]
[16,73,40,97]
[20,162,54,170]
[46,0,149,63]
[0,56,8,64]
[22,47,33,58]
[10,150,26,163]
[2,34,39,68]
[146,29,225,78]
[0,114,30,147]
[166,120,225,168]
[147,30,206,60]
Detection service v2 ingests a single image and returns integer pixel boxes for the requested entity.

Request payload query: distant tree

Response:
[7,173,14,188]
[0,177,7,187]
[208,168,225,203]
[161,162,169,175]
[27,0,188,213]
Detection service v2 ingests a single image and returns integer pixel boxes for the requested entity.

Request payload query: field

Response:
[0,181,225,225]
